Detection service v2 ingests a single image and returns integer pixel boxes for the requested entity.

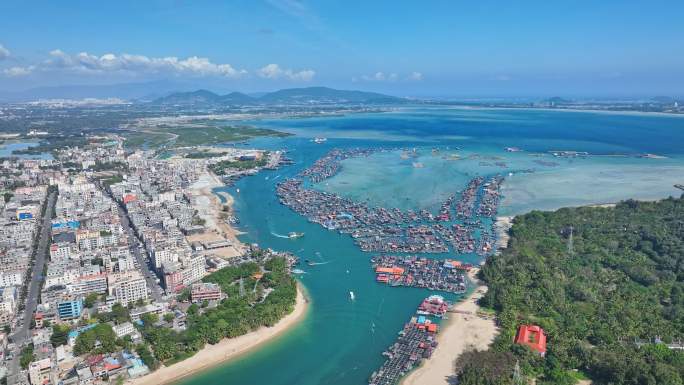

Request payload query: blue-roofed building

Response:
[127,358,150,378]
[57,299,83,320]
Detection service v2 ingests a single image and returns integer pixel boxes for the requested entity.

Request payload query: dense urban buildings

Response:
[0,134,296,385]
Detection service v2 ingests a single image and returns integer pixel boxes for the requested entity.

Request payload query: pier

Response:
[368,296,448,385]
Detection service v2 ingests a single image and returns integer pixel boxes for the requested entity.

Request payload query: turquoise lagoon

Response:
[180,107,684,385]
[0,140,53,160]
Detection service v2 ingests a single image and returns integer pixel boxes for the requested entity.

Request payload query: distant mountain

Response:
[543,96,572,104]
[0,80,195,102]
[258,86,403,104]
[152,89,224,105]
[651,96,680,104]
[219,91,255,104]
[152,86,405,106]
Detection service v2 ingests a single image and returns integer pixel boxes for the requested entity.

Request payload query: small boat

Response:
[306,260,315,266]
[288,231,305,239]
[291,269,306,274]
[349,291,355,301]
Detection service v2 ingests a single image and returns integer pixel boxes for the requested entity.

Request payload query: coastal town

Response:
[0,129,543,385]
[2,4,684,384]
[0,135,303,385]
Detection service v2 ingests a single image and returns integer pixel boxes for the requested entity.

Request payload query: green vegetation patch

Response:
[209,153,268,175]
[457,197,684,385]
[139,257,296,365]
[123,124,289,149]
[185,151,228,159]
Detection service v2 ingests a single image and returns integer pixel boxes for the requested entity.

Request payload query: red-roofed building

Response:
[86,354,104,366]
[514,325,547,356]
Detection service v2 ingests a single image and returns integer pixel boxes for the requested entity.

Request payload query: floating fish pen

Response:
[276,149,505,255]
[455,176,484,219]
[368,296,447,385]
[371,255,470,293]
[299,148,381,182]
[476,175,504,218]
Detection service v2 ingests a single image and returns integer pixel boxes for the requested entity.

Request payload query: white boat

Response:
[288,232,305,239]
[349,291,355,301]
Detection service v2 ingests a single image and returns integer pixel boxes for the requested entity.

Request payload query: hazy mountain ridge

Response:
[152,86,406,106]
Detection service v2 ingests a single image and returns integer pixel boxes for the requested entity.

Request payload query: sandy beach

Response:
[402,269,499,385]
[493,216,513,251]
[128,285,309,385]
[187,170,245,258]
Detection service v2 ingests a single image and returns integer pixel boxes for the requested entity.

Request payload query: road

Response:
[95,180,165,302]
[114,202,164,302]
[7,190,56,385]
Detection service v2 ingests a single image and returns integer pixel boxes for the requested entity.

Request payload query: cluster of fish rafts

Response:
[371,255,471,293]
[276,148,504,255]
[369,295,448,385]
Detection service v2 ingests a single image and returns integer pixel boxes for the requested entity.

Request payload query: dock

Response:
[368,296,448,385]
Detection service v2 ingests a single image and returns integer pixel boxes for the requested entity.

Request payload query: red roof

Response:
[514,325,547,355]
[104,362,122,371]
[86,354,104,365]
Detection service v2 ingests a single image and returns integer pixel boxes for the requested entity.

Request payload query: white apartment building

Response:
[152,248,179,269]
[112,321,136,338]
[66,273,108,296]
[181,254,207,286]
[107,271,148,306]
[0,271,23,287]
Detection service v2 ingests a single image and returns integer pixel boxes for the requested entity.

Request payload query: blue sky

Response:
[1,0,683,97]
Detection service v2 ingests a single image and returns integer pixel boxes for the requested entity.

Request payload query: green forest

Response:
[457,197,684,385]
[139,257,297,365]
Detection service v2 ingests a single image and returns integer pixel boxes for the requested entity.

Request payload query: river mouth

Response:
[181,107,684,385]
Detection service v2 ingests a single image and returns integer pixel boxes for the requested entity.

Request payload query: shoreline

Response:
[187,169,246,257]
[128,284,309,385]
[439,104,684,118]
[493,216,513,251]
[401,269,499,385]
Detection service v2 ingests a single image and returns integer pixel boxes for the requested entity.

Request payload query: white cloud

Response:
[2,48,320,82]
[5,49,248,78]
[0,44,9,60]
[357,71,412,82]
[408,72,423,81]
[363,72,393,81]
[3,66,34,77]
[257,63,315,81]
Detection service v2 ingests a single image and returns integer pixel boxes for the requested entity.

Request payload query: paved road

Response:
[7,190,57,385]
[96,180,165,302]
[115,202,164,302]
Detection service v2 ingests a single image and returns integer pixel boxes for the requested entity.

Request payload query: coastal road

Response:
[7,190,57,385]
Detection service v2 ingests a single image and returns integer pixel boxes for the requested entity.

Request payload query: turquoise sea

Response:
[180,107,684,385]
